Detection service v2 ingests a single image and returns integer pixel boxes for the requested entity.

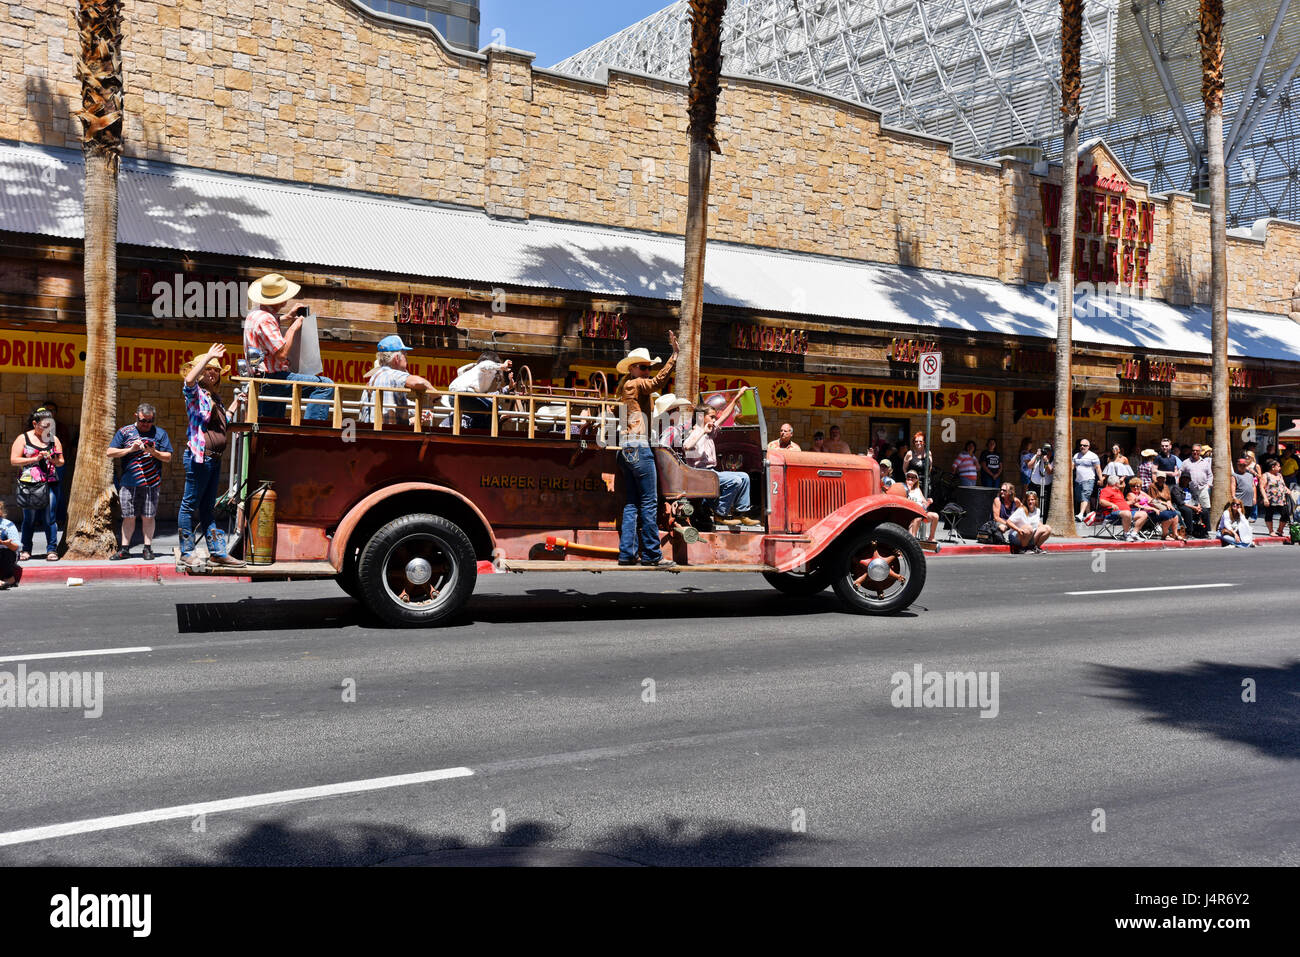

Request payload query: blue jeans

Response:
[21,489,58,554]
[1074,479,1096,514]
[259,370,335,421]
[178,452,228,557]
[618,445,661,563]
[1219,535,1251,548]
[715,471,751,516]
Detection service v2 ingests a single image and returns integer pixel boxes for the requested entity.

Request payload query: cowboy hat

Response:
[652,392,692,419]
[248,273,301,306]
[1141,448,1156,457]
[617,347,663,375]
[179,355,229,378]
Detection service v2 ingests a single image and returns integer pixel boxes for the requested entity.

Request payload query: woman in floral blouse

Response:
[1260,458,1291,537]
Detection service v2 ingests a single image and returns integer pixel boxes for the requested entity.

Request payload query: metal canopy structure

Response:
[553,0,1300,227]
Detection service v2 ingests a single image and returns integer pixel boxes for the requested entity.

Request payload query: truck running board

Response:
[501,560,780,574]
[174,549,337,578]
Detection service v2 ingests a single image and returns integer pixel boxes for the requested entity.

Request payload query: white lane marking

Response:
[0,766,474,848]
[1065,583,1234,596]
[0,646,153,664]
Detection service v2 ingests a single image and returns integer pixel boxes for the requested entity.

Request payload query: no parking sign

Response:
[919,351,942,391]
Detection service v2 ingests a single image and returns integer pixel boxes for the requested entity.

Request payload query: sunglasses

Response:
[138,417,154,424]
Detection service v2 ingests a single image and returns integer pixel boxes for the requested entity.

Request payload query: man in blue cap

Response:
[360,334,434,426]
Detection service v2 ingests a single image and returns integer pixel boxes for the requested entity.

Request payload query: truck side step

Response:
[501,560,779,574]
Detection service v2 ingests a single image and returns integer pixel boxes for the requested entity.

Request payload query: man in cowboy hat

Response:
[653,392,693,450]
[243,273,334,422]
[684,390,762,528]
[615,333,679,566]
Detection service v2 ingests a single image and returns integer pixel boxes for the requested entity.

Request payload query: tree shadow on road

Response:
[144,816,810,866]
[1089,659,1300,760]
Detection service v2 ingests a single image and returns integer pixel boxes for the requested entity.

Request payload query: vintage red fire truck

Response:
[185,374,932,626]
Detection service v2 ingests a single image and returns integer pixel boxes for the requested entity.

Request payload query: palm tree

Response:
[63,0,123,559]
[676,0,728,402]
[1200,0,1230,516]
[1047,0,1084,535]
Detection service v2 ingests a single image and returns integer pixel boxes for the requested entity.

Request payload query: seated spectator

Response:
[903,470,938,539]
[767,422,800,452]
[1217,499,1255,547]
[991,482,1023,548]
[810,430,826,453]
[879,459,895,489]
[1150,477,1187,541]
[1259,459,1290,536]
[439,351,513,429]
[0,499,21,588]
[952,441,979,487]
[1171,472,1208,538]
[684,394,761,528]
[1098,475,1148,541]
[1280,444,1299,489]
[1007,490,1052,553]
[360,335,434,426]
[1127,477,1173,539]
[1232,458,1258,522]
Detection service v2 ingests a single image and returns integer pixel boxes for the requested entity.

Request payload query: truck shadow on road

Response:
[173,589,882,633]
[1089,659,1300,760]
[144,816,814,866]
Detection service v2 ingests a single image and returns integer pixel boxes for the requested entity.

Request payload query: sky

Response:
[479,0,672,67]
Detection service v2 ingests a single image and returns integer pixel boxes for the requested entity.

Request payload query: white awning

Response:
[3,141,1299,362]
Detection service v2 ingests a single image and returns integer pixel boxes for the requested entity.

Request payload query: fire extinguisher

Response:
[248,481,277,565]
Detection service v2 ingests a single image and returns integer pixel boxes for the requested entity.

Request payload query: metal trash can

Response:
[949,485,999,539]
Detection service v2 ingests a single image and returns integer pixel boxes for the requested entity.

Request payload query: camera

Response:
[1039,443,1053,457]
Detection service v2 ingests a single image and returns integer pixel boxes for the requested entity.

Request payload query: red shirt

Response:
[243,309,289,373]
[1098,485,1128,513]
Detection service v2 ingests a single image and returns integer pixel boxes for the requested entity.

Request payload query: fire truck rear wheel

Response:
[761,566,831,596]
[357,513,477,627]
[831,521,926,616]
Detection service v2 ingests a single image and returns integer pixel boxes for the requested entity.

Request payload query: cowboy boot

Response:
[206,527,246,567]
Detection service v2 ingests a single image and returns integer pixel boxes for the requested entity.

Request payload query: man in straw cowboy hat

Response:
[243,273,334,422]
[652,392,693,451]
[177,343,245,567]
[614,332,679,566]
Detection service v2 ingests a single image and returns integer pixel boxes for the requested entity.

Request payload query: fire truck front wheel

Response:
[830,521,926,616]
[357,513,478,627]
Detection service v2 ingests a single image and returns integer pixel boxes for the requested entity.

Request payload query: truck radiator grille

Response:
[795,478,846,523]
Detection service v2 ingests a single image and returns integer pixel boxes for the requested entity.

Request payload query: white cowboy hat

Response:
[617,347,663,375]
[653,392,692,419]
[247,273,301,306]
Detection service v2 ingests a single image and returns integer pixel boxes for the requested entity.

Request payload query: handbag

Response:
[976,520,1005,545]
[15,479,50,512]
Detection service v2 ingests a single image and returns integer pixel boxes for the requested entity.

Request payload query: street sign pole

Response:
[918,351,942,502]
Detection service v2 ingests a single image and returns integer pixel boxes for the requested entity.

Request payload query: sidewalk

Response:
[930,514,1293,556]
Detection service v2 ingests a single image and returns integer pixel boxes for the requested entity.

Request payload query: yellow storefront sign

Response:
[575,365,997,417]
[1186,408,1276,431]
[1021,396,1164,426]
[0,329,471,387]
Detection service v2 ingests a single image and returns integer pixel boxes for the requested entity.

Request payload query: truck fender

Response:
[327,482,496,571]
[770,494,928,573]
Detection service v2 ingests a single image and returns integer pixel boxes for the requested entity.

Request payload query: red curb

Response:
[13,562,247,585]
[933,536,1290,557]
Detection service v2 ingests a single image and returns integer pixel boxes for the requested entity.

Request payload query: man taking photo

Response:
[107,403,173,560]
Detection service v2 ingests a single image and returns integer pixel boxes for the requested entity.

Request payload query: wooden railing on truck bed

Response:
[234,376,619,443]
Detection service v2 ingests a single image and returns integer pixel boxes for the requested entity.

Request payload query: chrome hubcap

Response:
[405,557,432,585]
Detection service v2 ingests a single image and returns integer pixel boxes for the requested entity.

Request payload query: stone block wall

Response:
[2,0,1297,314]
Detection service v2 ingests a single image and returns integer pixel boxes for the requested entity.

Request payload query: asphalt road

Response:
[0,549,1296,866]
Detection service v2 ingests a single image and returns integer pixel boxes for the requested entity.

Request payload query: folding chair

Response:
[1089,508,1125,539]
[938,503,967,544]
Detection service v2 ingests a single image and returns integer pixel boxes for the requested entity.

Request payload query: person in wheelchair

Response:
[682,393,761,528]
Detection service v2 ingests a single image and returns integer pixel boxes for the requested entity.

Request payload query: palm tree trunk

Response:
[64,0,124,559]
[1047,0,1084,535]
[677,0,728,403]
[1201,0,1230,517]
